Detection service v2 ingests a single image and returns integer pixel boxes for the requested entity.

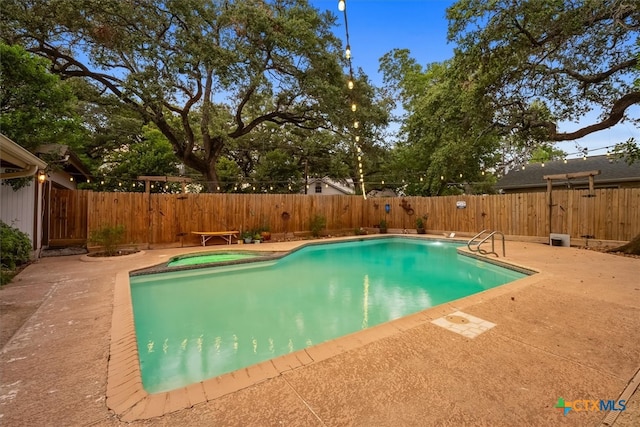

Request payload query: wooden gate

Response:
[46,187,89,246]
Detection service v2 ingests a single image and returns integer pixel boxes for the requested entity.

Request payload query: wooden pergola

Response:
[543,169,601,235]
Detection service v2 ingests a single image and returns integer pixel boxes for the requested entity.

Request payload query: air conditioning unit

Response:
[549,233,570,247]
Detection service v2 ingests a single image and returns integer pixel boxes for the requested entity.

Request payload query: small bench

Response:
[192,231,239,246]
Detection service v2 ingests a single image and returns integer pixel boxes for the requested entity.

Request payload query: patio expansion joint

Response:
[1,283,59,355]
[491,332,631,382]
[599,366,640,426]
[281,374,327,427]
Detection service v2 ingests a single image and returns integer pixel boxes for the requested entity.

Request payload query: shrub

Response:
[1,221,32,269]
[1,221,32,285]
[89,224,126,256]
[309,214,326,237]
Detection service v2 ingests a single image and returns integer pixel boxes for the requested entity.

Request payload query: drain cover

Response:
[445,315,469,324]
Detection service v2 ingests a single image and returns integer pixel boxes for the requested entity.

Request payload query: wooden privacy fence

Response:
[48,188,640,247]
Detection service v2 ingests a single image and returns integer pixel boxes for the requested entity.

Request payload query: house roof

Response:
[307,177,355,195]
[35,144,91,183]
[496,155,640,190]
[0,134,48,178]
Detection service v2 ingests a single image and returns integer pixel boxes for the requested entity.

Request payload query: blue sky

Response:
[310,0,639,158]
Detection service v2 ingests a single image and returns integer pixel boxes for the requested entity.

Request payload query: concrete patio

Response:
[1,236,638,426]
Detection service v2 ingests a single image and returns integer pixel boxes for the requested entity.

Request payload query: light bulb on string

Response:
[351,103,357,112]
[353,121,359,128]
[338,0,345,11]
[348,80,354,90]
[355,136,360,142]
[345,46,351,59]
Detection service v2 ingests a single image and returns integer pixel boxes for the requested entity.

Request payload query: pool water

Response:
[167,252,259,267]
[130,238,526,393]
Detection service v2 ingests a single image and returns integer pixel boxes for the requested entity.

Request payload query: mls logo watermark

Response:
[555,397,627,416]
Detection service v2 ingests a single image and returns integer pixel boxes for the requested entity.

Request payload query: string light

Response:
[338,0,366,199]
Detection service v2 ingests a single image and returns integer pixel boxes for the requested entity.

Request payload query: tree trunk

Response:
[204,167,219,193]
[608,233,640,255]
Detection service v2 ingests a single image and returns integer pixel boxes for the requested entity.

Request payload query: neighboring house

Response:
[495,155,640,193]
[366,188,399,198]
[0,134,48,257]
[304,177,355,195]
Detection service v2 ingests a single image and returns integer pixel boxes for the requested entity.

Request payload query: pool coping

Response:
[106,236,543,421]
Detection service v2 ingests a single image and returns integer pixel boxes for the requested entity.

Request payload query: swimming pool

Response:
[129,237,527,393]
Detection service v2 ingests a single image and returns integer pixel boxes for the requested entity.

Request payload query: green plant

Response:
[89,224,126,256]
[379,219,387,228]
[1,221,32,285]
[310,214,327,237]
[416,217,424,229]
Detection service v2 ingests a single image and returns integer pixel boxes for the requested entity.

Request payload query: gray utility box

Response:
[549,233,571,247]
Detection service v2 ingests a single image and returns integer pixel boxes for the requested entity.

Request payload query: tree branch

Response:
[542,91,640,141]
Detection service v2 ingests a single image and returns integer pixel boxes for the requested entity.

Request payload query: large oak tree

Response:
[2,0,355,191]
[447,0,639,142]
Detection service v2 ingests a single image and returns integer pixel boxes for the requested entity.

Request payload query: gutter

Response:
[0,164,39,180]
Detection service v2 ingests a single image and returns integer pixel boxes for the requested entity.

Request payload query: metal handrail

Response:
[467,229,489,252]
[467,230,505,257]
